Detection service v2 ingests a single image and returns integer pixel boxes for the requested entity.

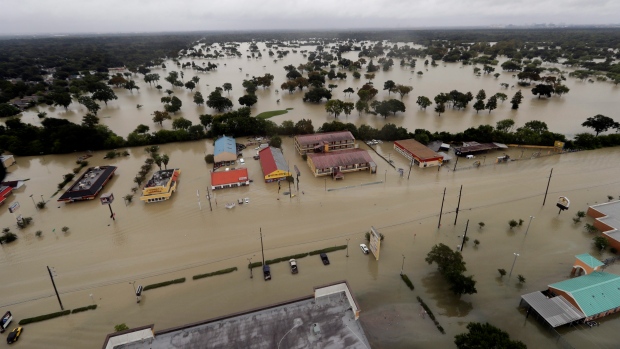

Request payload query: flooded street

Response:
[1,41,620,348]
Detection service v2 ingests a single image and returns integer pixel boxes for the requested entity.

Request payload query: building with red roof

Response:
[306,149,376,178]
[211,168,250,190]
[258,147,291,182]
[294,131,356,155]
[394,139,444,168]
[0,185,13,206]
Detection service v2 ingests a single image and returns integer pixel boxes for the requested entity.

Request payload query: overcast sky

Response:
[1,0,619,34]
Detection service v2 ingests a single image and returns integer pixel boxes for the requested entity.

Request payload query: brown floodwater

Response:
[10,41,620,139]
[1,41,620,348]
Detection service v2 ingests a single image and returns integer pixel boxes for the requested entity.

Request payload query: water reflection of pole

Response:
[509,253,520,279]
[454,185,463,226]
[47,266,64,310]
[438,187,446,229]
[542,168,553,206]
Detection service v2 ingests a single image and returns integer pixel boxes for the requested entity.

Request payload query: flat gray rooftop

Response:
[117,292,370,349]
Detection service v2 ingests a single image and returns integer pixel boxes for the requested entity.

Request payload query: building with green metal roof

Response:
[572,253,604,276]
[549,271,620,320]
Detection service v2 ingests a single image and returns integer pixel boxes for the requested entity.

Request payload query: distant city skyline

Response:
[1,0,619,35]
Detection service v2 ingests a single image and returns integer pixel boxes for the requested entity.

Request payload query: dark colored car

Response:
[7,327,22,344]
[320,253,330,265]
[263,265,271,280]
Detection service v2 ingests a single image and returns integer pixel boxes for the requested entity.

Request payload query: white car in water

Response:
[360,244,369,254]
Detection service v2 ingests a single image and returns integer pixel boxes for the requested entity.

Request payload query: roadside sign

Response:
[8,202,19,213]
[369,226,382,261]
[100,193,114,205]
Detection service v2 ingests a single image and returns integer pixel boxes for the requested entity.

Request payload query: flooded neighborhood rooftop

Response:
[105,282,369,349]
[145,169,176,188]
[57,165,117,202]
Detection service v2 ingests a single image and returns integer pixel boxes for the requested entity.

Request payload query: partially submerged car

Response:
[360,244,370,254]
[263,265,271,280]
[289,259,298,274]
[7,327,22,344]
[320,253,330,265]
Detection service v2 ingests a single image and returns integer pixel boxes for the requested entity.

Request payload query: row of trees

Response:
[2,92,617,156]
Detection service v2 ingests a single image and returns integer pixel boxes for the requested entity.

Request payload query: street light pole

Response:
[524,216,535,236]
[400,255,405,275]
[130,281,136,293]
[509,253,520,278]
[346,238,350,257]
[30,194,37,210]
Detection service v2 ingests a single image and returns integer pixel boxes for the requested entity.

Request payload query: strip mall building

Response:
[394,139,443,168]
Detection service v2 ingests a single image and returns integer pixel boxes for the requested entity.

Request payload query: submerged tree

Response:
[582,114,619,136]
[416,96,432,110]
[454,322,526,349]
[510,90,523,110]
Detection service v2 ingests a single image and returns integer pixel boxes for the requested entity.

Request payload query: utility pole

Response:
[400,255,405,275]
[453,156,459,172]
[47,266,64,310]
[542,168,553,206]
[460,219,469,252]
[197,189,201,210]
[454,185,463,226]
[438,187,446,229]
[346,238,350,257]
